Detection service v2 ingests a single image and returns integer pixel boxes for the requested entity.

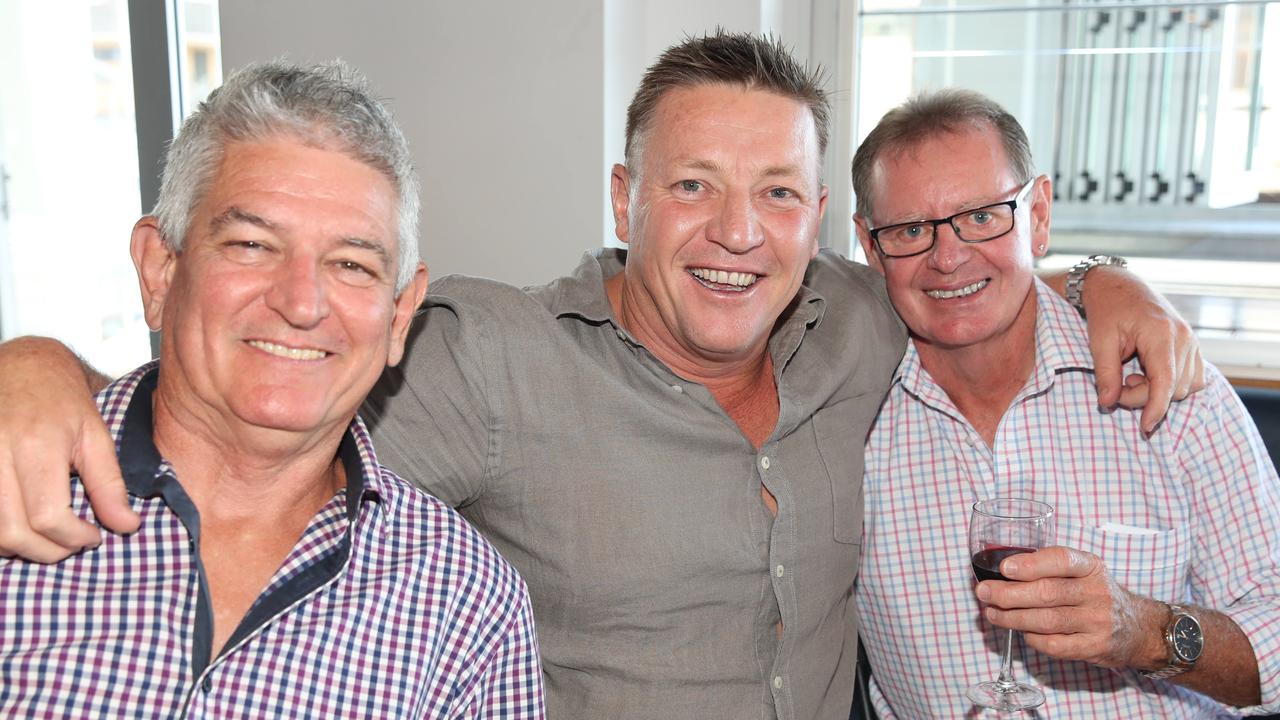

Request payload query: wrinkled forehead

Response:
[871,128,1013,204]
[643,84,823,173]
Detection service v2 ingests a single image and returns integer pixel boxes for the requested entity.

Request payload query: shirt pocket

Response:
[813,394,880,544]
[1056,521,1193,601]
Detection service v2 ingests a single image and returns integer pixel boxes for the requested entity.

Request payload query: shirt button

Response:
[670,384,683,393]
[760,456,771,470]
[776,564,785,578]
[773,675,783,690]
[201,677,212,693]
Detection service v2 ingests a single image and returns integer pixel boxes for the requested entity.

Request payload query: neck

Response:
[914,291,1039,447]
[604,270,773,388]
[150,389,347,524]
[604,271,778,448]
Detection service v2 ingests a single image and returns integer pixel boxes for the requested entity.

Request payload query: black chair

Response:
[1236,385,1280,466]
[1236,384,1280,720]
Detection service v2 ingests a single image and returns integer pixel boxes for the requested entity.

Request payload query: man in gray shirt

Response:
[0,32,1200,720]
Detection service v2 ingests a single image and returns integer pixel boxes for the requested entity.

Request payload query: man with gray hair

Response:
[0,34,1199,719]
[853,88,1278,718]
[0,61,544,718]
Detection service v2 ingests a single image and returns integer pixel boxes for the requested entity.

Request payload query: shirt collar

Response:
[102,362,391,534]
[539,247,827,337]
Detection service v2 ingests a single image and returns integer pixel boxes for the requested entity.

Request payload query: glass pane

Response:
[176,0,222,118]
[854,1,1280,253]
[0,0,151,376]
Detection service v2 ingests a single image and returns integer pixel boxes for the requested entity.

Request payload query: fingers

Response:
[1134,333,1176,434]
[0,449,97,562]
[999,546,1098,582]
[1089,326,1125,409]
[75,419,138,535]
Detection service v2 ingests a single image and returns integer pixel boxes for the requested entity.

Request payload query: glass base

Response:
[966,680,1045,713]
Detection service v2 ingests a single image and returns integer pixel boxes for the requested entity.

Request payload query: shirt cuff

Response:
[1223,601,1280,715]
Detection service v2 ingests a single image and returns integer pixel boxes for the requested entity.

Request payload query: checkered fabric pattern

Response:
[857,280,1280,719]
[0,363,544,719]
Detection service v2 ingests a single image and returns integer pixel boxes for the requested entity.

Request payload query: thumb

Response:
[74,418,139,534]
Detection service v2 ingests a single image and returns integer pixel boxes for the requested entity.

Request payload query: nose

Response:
[707,191,764,253]
[264,254,330,329]
[926,222,971,274]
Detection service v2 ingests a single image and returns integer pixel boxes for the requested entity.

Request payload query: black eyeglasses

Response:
[868,178,1037,258]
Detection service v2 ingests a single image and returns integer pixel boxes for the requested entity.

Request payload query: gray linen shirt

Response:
[364,248,906,720]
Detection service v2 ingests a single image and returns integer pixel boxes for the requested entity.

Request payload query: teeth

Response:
[689,268,758,288]
[247,340,329,360]
[927,279,989,299]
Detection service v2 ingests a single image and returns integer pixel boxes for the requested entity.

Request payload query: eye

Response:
[222,239,273,261]
[677,179,703,193]
[969,210,993,225]
[768,187,795,200]
[902,224,926,238]
[337,260,372,275]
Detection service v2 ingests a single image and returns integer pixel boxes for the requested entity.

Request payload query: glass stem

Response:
[997,627,1018,690]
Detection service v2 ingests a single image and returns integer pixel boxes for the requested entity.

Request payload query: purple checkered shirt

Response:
[0,363,545,719]
[857,280,1280,718]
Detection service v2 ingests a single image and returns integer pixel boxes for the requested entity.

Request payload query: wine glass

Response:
[966,498,1055,712]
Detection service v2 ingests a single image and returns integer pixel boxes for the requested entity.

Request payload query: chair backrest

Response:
[1235,385,1280,468]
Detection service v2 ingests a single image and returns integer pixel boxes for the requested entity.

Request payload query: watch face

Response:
[1172,614,1203,662]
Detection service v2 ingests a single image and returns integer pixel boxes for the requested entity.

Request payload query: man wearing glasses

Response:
[852,89,1280,718]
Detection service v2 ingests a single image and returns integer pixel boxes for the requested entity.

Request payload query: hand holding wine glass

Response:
[967,498,1055,712]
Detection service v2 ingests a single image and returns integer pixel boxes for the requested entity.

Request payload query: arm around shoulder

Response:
[0,336,135,562]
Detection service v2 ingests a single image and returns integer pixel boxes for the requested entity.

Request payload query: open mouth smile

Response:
[689,267,758,292]
[926,279,988,300]
[247,339,330,361]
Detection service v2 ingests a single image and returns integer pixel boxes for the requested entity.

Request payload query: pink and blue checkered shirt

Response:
[0,363,544,719]
[857,280,1280,718]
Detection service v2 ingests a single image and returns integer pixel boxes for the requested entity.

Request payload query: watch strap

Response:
[1141,603,1199,680]
[1065,254,1128,318]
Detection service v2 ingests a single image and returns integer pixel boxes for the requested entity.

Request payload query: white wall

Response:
[602,0,857,254]
[220,0,855,285]
[219,0,604,286]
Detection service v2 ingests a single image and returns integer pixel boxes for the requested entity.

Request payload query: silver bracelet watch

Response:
[1064,254,1128,318]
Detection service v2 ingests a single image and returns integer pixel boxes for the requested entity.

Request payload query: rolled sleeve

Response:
[1179,373,1280,715]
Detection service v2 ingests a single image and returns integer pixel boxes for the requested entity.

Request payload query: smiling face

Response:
[609,83,827,370]
[854,124,1051,355]
[134,138,426,445]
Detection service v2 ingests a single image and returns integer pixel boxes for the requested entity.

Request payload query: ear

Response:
[386,262,429,368]
[130,216,179,331]
[853,214,885,275]
[1030,174,1052,258]
[609,163,632,245]
[810,184,829,260]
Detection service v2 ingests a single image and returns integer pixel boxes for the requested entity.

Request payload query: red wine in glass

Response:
[966,498,1055,712]
[971,545,1037,583]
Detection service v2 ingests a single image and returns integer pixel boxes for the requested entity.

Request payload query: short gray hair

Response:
[851,88,1035,219]
[153,60,421,293]
[625,30,830,174]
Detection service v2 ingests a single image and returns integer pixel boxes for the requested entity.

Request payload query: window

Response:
[852,0,1280,378]
[0,0,222,376]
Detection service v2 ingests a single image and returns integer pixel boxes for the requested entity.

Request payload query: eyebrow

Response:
[680,159,807,178]
[881,195,1009,226]
[208,206,275,235]
[340,236,393,268]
